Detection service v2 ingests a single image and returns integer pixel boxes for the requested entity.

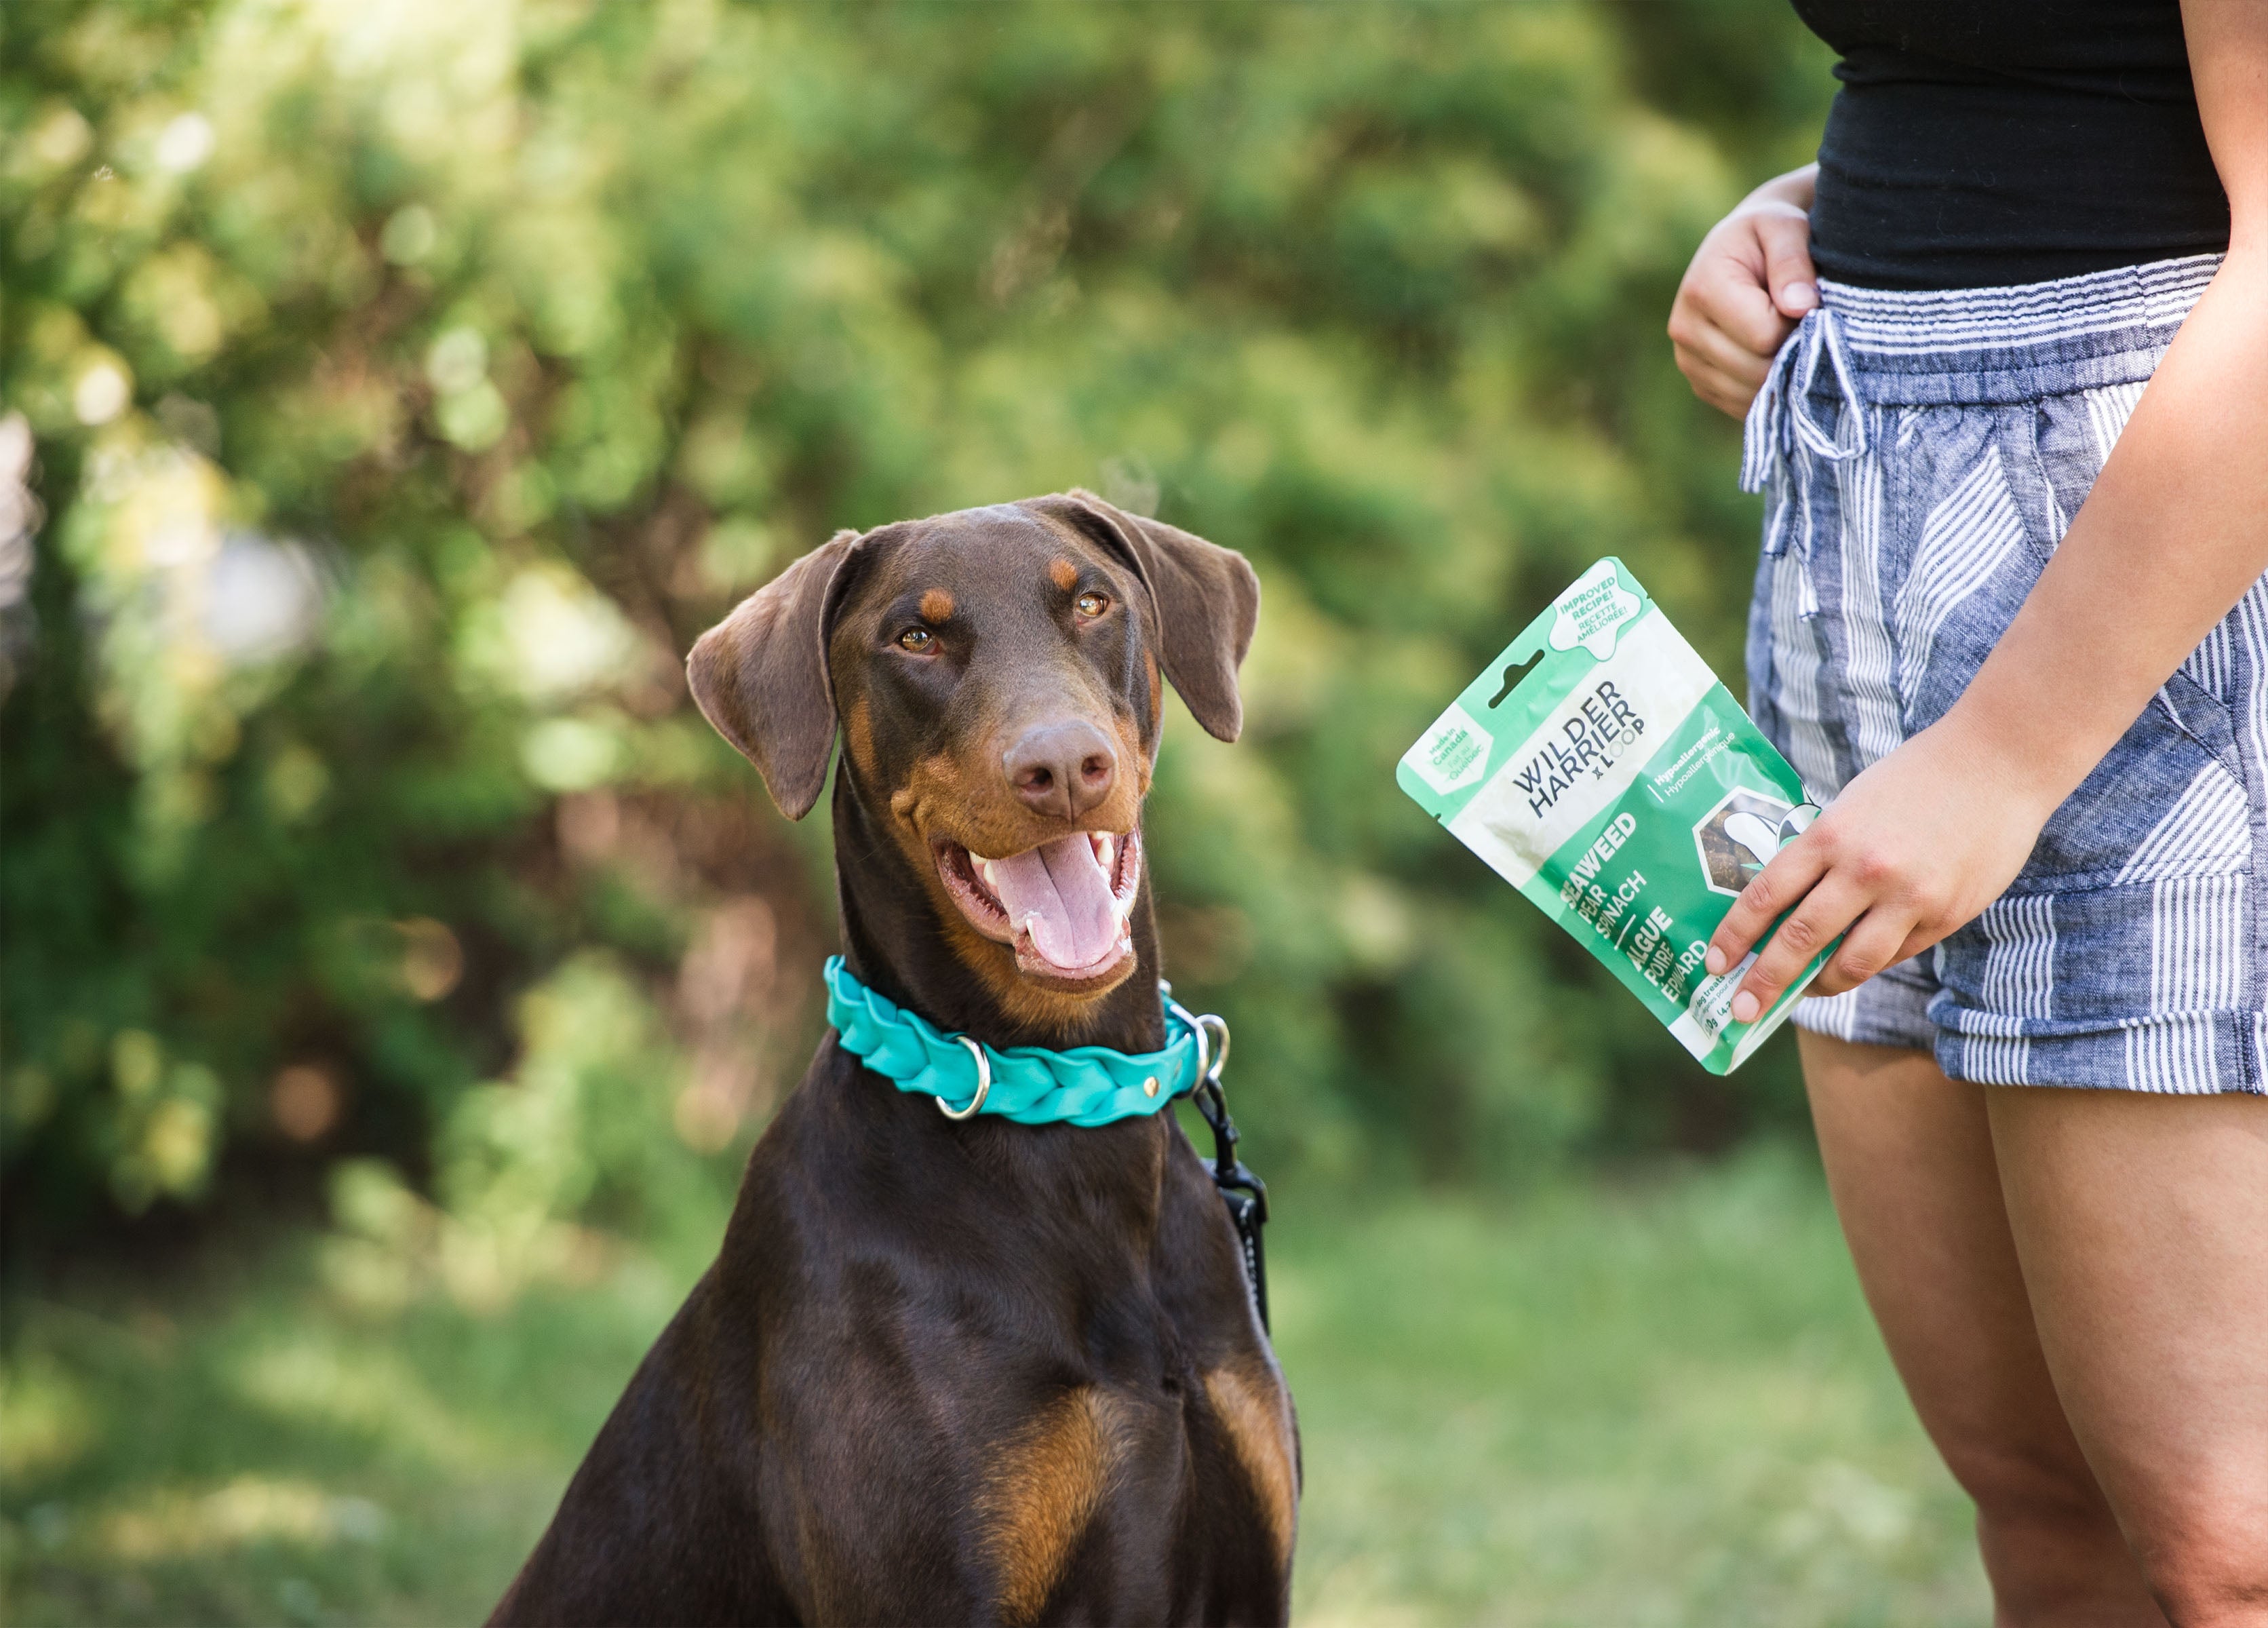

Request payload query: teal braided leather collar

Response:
[823,955,1200,1126]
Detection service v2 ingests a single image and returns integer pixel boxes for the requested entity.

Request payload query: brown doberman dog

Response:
[488,492,1296,1627]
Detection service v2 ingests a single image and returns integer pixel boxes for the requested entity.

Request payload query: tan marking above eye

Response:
[920,587,955,622]
[1047,558,1079,593]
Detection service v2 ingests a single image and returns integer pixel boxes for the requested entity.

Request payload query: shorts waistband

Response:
[1818,254,2223,366]
[1740,254,2219,497]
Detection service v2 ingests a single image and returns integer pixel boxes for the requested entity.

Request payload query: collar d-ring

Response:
[1197,1012,1230,1088]
[938,1034,992,1120]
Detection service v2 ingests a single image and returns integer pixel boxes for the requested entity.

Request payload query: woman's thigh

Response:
[1987,1085,2268,1610]
[1799,1030,2161,1617]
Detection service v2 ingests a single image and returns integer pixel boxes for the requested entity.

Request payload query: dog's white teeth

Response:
[1095,833,1114,871]
[978,859,999,891]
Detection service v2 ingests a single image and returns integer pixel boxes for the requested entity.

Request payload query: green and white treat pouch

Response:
[1399,558,1830,1074]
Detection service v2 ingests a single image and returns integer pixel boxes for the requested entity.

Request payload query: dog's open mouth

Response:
[936,829,1141,986]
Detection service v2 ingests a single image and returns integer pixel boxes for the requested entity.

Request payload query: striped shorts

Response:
[1741,254,2267,1094]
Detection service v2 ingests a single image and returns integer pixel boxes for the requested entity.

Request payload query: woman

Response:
[1668,2,2267,1621]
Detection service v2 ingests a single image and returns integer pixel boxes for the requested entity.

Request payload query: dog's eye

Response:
[1074,592,1110,619]
[897,628,935,653]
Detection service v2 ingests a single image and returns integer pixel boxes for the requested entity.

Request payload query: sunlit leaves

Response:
[1,0,1833,1233]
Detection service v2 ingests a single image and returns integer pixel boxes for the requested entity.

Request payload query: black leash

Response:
[1192,1071,1270,1335]
[1162,985,1270,1336]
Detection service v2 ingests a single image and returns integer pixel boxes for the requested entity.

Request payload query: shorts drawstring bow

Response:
[1740,305,1870,560]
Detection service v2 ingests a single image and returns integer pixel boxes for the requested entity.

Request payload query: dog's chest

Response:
[965,1351,1295,1625]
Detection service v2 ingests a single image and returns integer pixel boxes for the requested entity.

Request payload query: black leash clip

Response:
[1162,985,1270,1336]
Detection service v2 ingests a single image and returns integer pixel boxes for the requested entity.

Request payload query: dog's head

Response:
[688,491,1258,1007]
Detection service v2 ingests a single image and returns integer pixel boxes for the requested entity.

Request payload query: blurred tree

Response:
[0,0,1833,1263]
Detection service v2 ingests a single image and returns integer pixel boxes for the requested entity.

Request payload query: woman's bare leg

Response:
[1987,1087,2268,1626]
[1799,1030,2166,1626]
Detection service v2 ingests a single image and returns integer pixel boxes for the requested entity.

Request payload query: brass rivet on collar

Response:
[1143,1076,1160,1098]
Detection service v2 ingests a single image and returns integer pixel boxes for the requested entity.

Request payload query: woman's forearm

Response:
[1949,0,2268,813]
[1939,245,2268,813]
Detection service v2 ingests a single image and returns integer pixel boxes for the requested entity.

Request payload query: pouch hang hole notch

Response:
[1487,655,1537,709]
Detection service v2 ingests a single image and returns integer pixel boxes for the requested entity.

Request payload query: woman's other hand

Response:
[1668,165,1822,418]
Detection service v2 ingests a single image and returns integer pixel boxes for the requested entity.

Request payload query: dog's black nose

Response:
[1004,720,1116,821]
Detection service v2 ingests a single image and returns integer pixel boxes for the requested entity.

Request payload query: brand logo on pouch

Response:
[1507,679,1646,818]
[1693,788,1816,895]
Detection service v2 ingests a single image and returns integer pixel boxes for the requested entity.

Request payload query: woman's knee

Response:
[1945,1437,2137,1607]
[2127,1490,2268,1627]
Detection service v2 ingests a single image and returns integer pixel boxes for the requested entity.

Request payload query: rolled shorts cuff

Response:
[1933,1009,2268,1095]
[1789,956,2268,1095]
[1791,956,1939,1051]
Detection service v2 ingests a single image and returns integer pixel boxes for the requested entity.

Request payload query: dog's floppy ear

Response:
[1030,490,1261,742]
[686,528,869,820]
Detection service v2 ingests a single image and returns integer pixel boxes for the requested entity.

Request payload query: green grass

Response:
[1278,1152,1986,1627]
[1,1149,1987,1626]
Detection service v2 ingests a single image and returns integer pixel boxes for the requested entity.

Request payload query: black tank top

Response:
[1792,0,2230,289]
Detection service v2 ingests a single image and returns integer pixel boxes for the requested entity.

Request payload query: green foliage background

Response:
[3,0,1835,1266]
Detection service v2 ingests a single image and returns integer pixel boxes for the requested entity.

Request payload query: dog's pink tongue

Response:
[990,835,1119,970]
